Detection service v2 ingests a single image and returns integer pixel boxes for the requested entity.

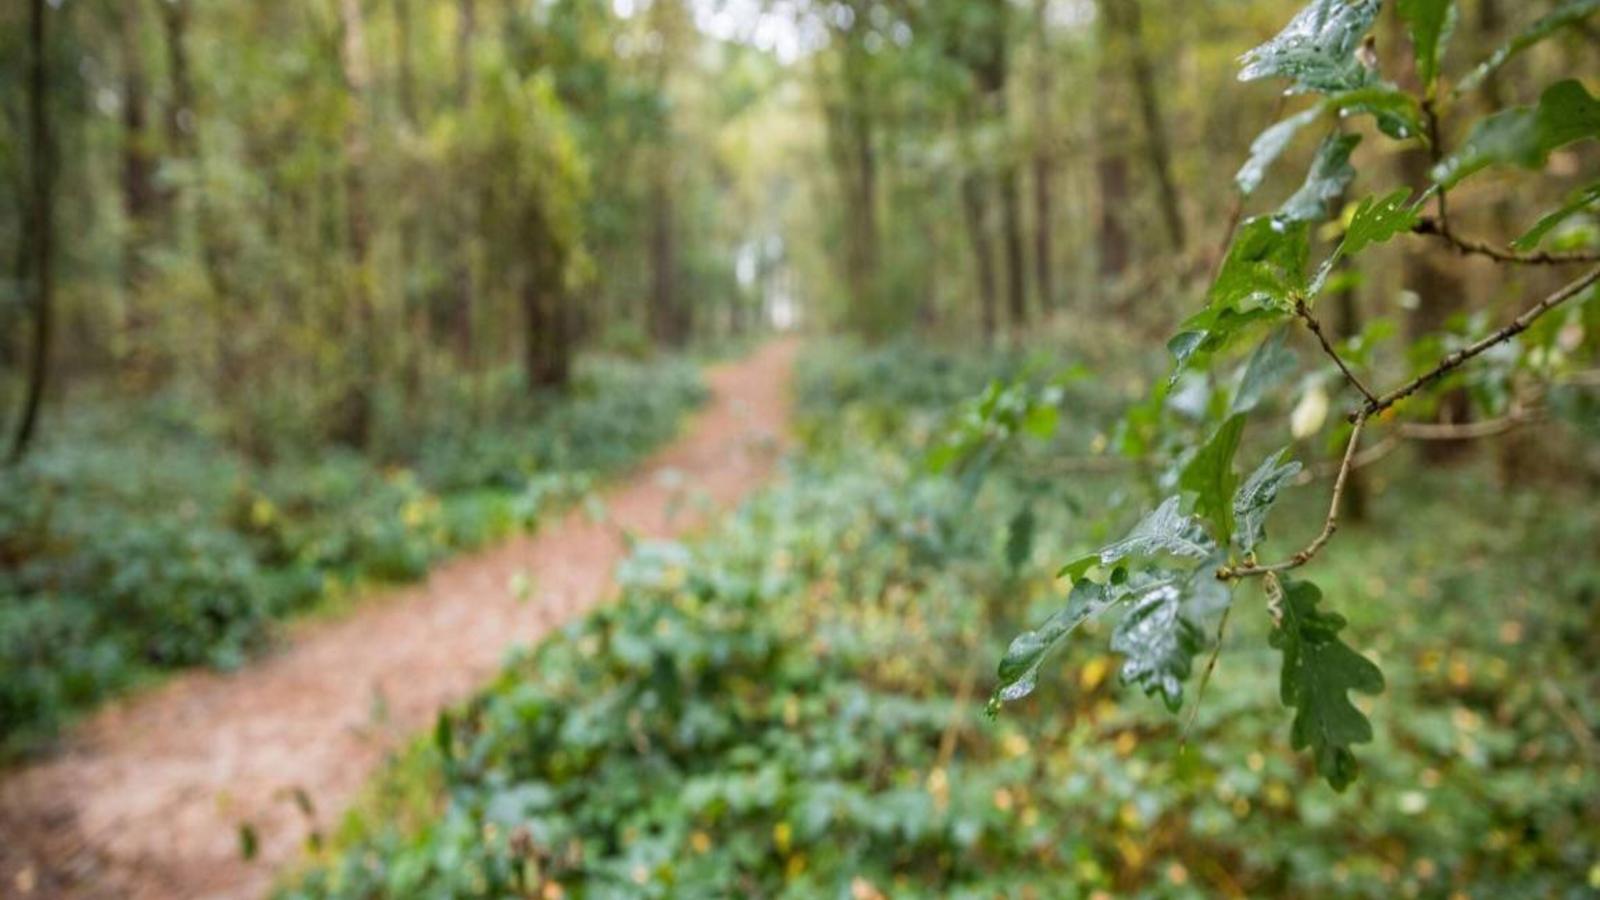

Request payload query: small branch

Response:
[1413,216,1600,266]
[1217,412,1367,580]
[1359,265,1600,419]
[1180,602,1232,744]
[1395,409,1537,440]
[1295,299,1377,404]
[1298,432,1398,483]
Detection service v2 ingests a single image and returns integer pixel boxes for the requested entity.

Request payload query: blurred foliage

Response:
[0,356,704,754]
[283,340,1600,897]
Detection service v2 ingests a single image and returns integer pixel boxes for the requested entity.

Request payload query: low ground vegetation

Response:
[0,356,705,754]
[284,341,1600,898]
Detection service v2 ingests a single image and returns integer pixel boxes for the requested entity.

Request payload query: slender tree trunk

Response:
[457,0,477,101]
[451,0,478,368]
[1031,0,1056,312]
[335,0,377,447]
[160,0,196,160]
[647,0,686,346]
[120,0,159,378]
[831,45,881,331]
[1117,0,1185,252]
[10,0,55,464]
[160,0,245,397]
[394,0,419,125]
[961,169,1000,344]
[1095,0,1131,296]
[999,164,1028,331]
[524,284,571,391]
[971,0,1026,331]
[649,176,679,345]
[121,1,156,276]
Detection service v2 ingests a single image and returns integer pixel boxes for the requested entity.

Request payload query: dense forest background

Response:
[3,0,1600,896]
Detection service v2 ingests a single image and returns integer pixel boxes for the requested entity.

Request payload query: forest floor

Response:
[0,339,797,900]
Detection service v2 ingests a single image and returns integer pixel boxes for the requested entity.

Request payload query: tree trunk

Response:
[394,0,419,125]
[1095,0,1131,295]
[10,0,55,464]
[649,175,679,346]
[1116,0,1185,252]
[1031,0,1056,313]
[334,0,377,448]
[457,0,477,102]
[524,284,571,392]
[119,0,159,378]
[999,164,1028,332]
[838,45,881,329]
[961,170,1000,343]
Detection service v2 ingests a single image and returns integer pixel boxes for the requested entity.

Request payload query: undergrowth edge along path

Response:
[0,339,797,900]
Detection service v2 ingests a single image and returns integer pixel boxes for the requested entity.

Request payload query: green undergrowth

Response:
[285,339,1598,898]
[0,355,706,757]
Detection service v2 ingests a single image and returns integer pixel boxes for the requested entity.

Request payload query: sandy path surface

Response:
[0,339,797,900]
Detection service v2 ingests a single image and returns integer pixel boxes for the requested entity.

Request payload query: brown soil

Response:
[0,339,797,900]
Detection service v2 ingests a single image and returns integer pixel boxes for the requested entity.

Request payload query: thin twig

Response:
[1295,299,1377,404]
[1359,265,1600,419]
[1180,602,1233,744]
[1217,412,1367,580]
[1298,433,1399,483]
[1395,409,1537,440]
[1413,216,1600,266]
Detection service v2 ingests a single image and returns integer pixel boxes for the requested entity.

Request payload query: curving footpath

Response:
[0,339,797,900]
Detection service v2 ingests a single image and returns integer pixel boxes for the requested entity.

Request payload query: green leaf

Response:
[1270,578,1385,791]
[994,576,1134,703]
[1232,448,1303,554]
[1058,496,1218,580]
[1180,414,1247,547]
[1110,576,1204,712]
[1238,0,1382,95]
[1005,505,1036,573]
[1236,106,1323,196]
[1097,496,1219,566]
[1232,327,1300,415]
[1338,188,1420,257]
[1432,79,1600,190]
[1277,132,1360,225]
[1328,84,1426,141]
[1209,216,1311,313]
[1397,0,1454,93]
[1513,181,1600,251]
[1457,0,1600,95]
[1168,306,1287,384]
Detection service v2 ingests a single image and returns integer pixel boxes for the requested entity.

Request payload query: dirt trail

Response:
[0,340,797,900]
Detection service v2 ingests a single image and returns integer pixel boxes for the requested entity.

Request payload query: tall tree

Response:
[9,0,55,463]
[1094,0,1131,292]
[1112,0,1185,252]
[335,0,377,446]
[1029,0,1056,313]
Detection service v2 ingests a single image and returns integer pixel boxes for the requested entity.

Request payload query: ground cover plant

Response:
[0,356,704,754]
[283,340,1600,898]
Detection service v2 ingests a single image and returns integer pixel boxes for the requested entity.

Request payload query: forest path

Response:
[0,339,798,900]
